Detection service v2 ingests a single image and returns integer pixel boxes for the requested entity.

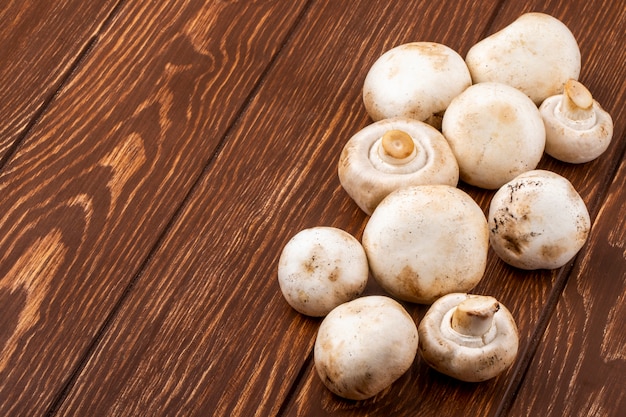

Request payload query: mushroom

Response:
[465,12,581,105]
[441,82,546,189]
[539,79,614,163]
[362,185,489,304]
[418,293,519,382]
[488,169,591,270]
[338,117,459,215]
[277,227,368,316]
[363,42,472,128]
[314,295,418,400]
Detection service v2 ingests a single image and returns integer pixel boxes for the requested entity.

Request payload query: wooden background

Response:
[0,0,624,415]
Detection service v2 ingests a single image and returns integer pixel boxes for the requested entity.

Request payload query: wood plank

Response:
[0,0,120,163]
[0,1,307,416]
[52,1,515,416]
[507,157,626,416]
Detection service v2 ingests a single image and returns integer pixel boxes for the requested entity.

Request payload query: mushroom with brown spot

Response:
[363,42,472,128]
[539,79,614,163]
[338,117,459,215]
[418,293,519,382]
[465,12,581,105]
[442,82,545,189]
[314,295,418,400]
[277,227,368,317]
[488,169,591,270]
[362,185,489,304]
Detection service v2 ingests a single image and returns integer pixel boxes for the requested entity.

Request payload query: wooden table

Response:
[1,1,624,415]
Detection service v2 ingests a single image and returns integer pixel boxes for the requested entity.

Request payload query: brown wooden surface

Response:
[0,1,624,416]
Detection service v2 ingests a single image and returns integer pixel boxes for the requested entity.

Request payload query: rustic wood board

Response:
[0,0,623,416]
[0,1,307,415]
[0,0,120,163]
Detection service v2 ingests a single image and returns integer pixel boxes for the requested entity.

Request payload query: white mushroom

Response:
[488,170,591,270]
[362,185,489,304]
[418,293,519,382]
[465,12,581,105]
[442,82,546,189]
[314,295,418,400]
[277,227,368,316]
[363,42,472,128]
[338,117,459,215]
[539,79,614,163]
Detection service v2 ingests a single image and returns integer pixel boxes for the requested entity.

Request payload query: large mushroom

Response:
[314,295,418,400]
[363,42,472,128]
[338,117,459,215]
[362,185,489,304]
[277,227,369,316]
[465,12,581,105]
[441,82,545,189]
[539,79,614,163]
[488,170,591,270]
[418,293,519,382]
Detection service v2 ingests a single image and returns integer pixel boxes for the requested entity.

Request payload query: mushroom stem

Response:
[381,130,415,159]
[556,79,596,127]
[451,296,499,337]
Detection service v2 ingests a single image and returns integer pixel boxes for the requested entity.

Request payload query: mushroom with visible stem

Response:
[418,293,519,382]
[363,42,472,129]
[441,82,546,189]
[465,12,581,105]
[362,185,488,304]
[539,79,614,163]
[488,169,591,270]
[314,295,418,400]
[277,227,368,317]
[338,117,459,215]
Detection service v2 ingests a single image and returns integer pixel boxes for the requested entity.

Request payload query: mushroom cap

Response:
[362,185,488,304]
[442,82,545,189]
[314,295,418,400]
[363,42,472,127]
[277,227,368,316]
[418,293,519,382]
[465,12,581,105]
[539,82,614,164]
[338,117,459,215]
[488,170,591,270]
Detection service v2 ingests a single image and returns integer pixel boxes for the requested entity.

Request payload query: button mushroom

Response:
[362,185,489,304]
[338,117,459,215]
[539,79,614,163]
[362,42,472,128]
[418,293,519,382]
[441,82,546,189]
[314,295,418,400]
[277,227,368,317]
[488,169,591,270]
[465,12,581,105]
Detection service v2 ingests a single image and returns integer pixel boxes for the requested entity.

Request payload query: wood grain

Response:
[0,0,119,163]
[0,0,623,416]
[0,1,307,415]
[509,157,626,416]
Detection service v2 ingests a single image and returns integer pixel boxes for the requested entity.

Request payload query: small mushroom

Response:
[465,12,581,105]
[314,295,418,400]
[338,117,459,215]
[277,227,368,316]
[442,82,546,189]
[362,185,489,304]
[363,42,472,128]
[488,170,591,270]
[539,79,614,163]
[418,293,519,382]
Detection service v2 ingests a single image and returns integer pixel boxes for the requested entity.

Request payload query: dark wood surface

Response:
[0,1,624,416]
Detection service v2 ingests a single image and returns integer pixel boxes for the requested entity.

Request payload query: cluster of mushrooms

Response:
[277,12,613,401]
